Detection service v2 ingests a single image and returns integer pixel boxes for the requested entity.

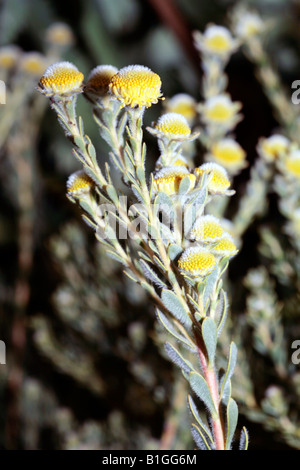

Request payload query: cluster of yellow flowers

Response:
[37,59,239,282]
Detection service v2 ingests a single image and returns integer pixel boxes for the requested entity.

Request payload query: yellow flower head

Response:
[194,25,238,57]
[164,93,197,124]
[202,95,241,124]
[211,235,238,257]
[283,150,300,178]
[0,45,20,69]
[20,52,48,76]
[46,22,74,46]
[109,65,163,108]
[178,246,216,277]
[194,162,231,194]
[154,113,191,139]
[38,61,84,97]
[211,138,247,172]
[67,170,94,196]
[190,215,224,242]
[258,134,290,161]
[153,166,196,195]
[234,12,265,39]
[85,65,118,95]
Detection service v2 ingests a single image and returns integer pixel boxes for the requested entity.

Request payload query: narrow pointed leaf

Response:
[189,371,217,418]
[164,342,194,375]
[202,317,217,366]
[225,398,238,450]
[161,289,192,328]
[188,395,214,446]
[220,342,237,401]
[191,423,212,450]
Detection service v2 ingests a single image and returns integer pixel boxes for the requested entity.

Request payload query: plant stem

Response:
[196,332,225,450]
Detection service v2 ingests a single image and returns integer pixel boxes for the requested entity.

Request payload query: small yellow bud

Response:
[85,65,118,96]
[194,163,231,194]
[164,93,197,124]
[210,138,247,172]
[234,12,265,39]
[178,246,216,277]
[153,166,196,195]
[211,235,238,257]
[258,135,290,161]
[46,22,74,46]
[190,215,224,242]
[20,52,48,76]
[67,170,94,196]
[109,65,163,108]
[202,95,241,124]
[0,46,20,69]
[154,113,191,138]
[194,25,238,58]
[38,61,84,97]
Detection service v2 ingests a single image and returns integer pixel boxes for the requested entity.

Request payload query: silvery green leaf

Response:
[186,183,207,208]
[161,289,192,328]
[136,167,146,185]
[183,203,197,237]
[160,224,175,242]
[188,395,214,446]
[191,424,212,450]
[79,199,95,218]
[106,184,119,205]
[168,244,183,261]
[202,266,219,307]
[86,138,97,165]
[123,269,139,283]
[164,342,195,375]
[220,342,237,401]
[239,427,249,450]
[221,377,231,406]
[156,309,196,351]
[202,318,217,366]
[117,111,128,142]
[73,135,87,153]
[154,192,175,217]
[225,398,238,450]
[189,372,217,418]
[139,259,167,289]
[217,290,228,336]
[82,215,97,230]
[179,176,193,195]
[106,250,127,267]
[148,240,160,255]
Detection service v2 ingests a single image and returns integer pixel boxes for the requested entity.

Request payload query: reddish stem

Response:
[196,333,225,450]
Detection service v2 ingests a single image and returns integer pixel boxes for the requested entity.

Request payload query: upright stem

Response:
[196,333,225,450]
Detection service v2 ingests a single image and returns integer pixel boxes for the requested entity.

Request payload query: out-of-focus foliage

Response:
[1,0,300,450]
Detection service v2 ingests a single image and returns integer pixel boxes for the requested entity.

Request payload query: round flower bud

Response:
[153,166,196,195]
[211,235,238,257]
[190,215,224,242]
[109,65,163,108]
[164,93,197,124]
[67,170,94,196]
[210,138,247,172]
[178,246,216,277]
[38,61,84,97]
[85,64,118,96]
[194,162,231,194]
[258,134,290,161]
